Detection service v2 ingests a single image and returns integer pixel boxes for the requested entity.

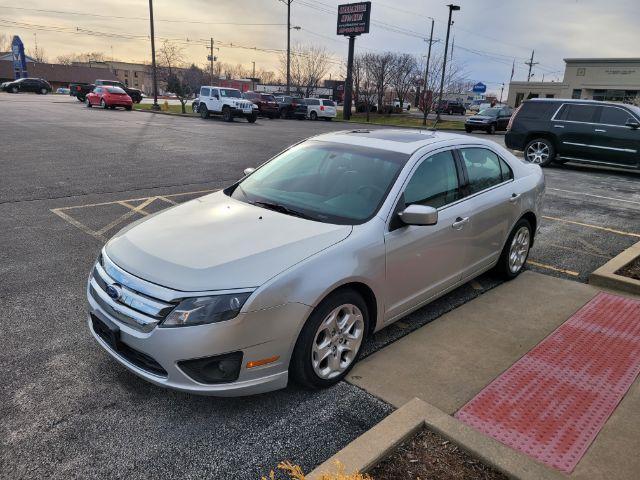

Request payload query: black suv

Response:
[274,96,307,119]
[2,77,52,94]
[434,100,466,115]
[506,99,640,169]
[465,106,513,134]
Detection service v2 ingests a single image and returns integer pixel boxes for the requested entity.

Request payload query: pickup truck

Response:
[69,79,143,103]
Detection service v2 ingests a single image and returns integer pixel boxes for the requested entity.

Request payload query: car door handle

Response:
[595,129,607,133]
[509,193,521,203]
[553,124,564,128]
[452,217,469,230]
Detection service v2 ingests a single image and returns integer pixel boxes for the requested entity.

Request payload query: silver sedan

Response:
[87,129,545,396]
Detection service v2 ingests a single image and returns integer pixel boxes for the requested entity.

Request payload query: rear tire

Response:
[101,99,108,109]
[12,86,18,93]
[310,111,318,121]
[465,126,472,133]
[524,138,555,166]
[41,88,48,95]
[324,117,332,121]
[291,289,369,390]
[200,105,209,119]
[125,105,132,111]
[487,123,496,135]
[495,218,532,280]
[86,100,92,108]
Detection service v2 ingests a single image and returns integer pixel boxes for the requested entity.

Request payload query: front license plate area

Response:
[91,313,120,350]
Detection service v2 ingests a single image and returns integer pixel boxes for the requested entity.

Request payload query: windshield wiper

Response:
[252,201,315,220]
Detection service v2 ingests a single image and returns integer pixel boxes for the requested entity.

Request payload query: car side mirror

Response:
[398,204,438,226]
[626,119,640,129]
[243,167,255,176]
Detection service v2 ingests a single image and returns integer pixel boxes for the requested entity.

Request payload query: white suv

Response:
[198,86,258,123]
[305,98,337,121]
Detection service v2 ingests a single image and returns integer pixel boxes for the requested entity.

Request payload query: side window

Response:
[558,104,598,123]
[499,158,514,181]
[200,87,210,97]
[403,150,461,208]
[599,107,635,126]
[460,148,506,194]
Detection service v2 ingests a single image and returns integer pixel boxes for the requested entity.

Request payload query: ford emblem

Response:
[106,284,122,300]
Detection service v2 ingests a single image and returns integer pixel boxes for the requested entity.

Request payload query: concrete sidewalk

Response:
[347,271,640,479]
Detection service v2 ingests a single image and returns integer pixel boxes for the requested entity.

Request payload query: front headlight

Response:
[161,293,252,327]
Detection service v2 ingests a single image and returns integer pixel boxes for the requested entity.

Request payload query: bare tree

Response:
[279,45,331,96]
[27,45,47,63]
[157,40,185,82]
[56,52,107,65]
[0,34,12,52]
[390,53,418,109]
[363,52,394,110]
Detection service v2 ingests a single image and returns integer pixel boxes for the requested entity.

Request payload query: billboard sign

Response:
[11,35,28,79]
[472,82,487,93]
[337,2,371,36]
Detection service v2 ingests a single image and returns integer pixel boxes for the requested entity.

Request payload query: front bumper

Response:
[87,268,312,396]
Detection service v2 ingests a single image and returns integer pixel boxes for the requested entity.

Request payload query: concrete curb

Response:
[133,108,196,118]
[308,397,564,480]
[589,240,640,295]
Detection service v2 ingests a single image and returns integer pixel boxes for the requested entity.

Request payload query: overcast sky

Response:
[2,0,639,94]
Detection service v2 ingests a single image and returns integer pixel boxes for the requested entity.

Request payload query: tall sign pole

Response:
[286,0,292,95]
[435,4,460,123]
[337,2,371,121]
[148,0,160,111]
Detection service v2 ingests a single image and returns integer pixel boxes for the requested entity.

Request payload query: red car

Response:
[86,86,133,110]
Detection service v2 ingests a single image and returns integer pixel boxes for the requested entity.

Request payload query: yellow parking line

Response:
[51,208,105,242]
[527,260,580,277]
[541,215,640,238]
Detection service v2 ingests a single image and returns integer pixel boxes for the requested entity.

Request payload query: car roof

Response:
[312,129,489,155]
[527,98,628,107]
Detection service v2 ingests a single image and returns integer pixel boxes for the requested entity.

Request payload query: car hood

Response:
[105,191,352,292]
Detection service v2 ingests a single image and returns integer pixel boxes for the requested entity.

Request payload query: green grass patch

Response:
[337,111,465,130]
[134,103,196,115]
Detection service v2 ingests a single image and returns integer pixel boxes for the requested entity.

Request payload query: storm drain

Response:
[455,292,640,473]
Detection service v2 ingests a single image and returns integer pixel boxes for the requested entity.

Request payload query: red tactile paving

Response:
[455,292,640,473]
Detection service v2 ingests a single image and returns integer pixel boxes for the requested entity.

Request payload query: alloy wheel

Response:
[508,226,530,274]
[526,141,550,164]
[311,303,365,380]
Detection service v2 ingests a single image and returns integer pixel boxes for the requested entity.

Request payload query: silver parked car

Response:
[87,130,544,396]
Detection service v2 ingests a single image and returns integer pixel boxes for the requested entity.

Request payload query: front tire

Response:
[222,106,233,122]
[291,290,369,389]
[247,113,257,123]
[487,123,496,135]
[41,88,48,95]
[524,138,555,166]
[12,86,18,93]
[86,100,92,108]
[310,111,318,121]
[465,126,472,133]
[495,218,532,279]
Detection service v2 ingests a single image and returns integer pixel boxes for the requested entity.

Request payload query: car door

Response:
[210,88,223,112]
[497,108,511,130]
[90,87,100,105]
[384,149,469,321]
[551,103,601,160]
[458,147,519,278]
[591,105,640,167]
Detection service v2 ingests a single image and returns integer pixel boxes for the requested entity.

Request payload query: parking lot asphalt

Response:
[1,94,638,478]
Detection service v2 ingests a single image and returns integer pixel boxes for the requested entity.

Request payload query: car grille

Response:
[88,256,177,333]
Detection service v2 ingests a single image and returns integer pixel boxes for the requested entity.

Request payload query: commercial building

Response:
[507,58,640,107]
[0,61,117,91]
[73,60,150,92]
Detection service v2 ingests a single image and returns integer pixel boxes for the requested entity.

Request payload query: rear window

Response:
[322,100,336,107]
[306,99,320,106]
[599,106,636,126]
[106,87,126,94]
[518,101,558,120]
[261,94,276,101]
[201,87,210,97]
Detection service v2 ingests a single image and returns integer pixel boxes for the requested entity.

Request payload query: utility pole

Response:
[148,0,160,110]
[286,0,292,95]
[252,61,256,90]
[435,4,460,123]
[343,35,355,120]
[210,38,214,85]
[422,18,435,127]
[499,83,505,104]
[525,50,538,82]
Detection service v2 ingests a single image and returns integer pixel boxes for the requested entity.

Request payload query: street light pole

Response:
[422,17,435,127]
[499,83,505,104]
[148,0,160,110]
[286,0,291,95]
[435,4,459,123]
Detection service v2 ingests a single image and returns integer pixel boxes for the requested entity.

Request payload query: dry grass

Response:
[262,461,371,480]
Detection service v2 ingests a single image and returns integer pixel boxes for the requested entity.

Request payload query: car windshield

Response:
[626,104,640,118]
[106,87,126,94]
[478,108,501,116]
[229,141,408,224]
[220,88,242,98]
